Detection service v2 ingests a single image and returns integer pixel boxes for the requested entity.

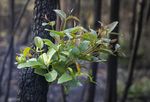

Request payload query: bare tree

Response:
[86,0,102,102]
[121,0,147,102]
[4,0,15,101]
[0,0,30,96]
[129,0,139,50]
[17,0,57,102]
[105,0,120,102]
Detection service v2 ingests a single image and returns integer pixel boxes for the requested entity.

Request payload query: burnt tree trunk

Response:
[105,0,120,102]
[129,0,138,50]
[86,0,102,102]
[121,0,146,102]
[4,0,15,101]
[17,0,57,102]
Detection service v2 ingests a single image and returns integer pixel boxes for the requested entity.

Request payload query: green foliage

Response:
[15,9,121,90]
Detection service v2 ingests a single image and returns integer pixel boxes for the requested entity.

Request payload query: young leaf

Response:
[23,47,31,57]
[49,21,55,27]
[50,30,64,36]
[82,33,97,41]
[17,61,43,69]
[16,55,26,64]
[34,36,44,49]
[42,22,48,26]
[115,44,120,51]
[58,73,73,84]
[64,26,83,34]
[65,32,73,39]
[78,40,90,52]
[54,9,66,21]
[38,53,49,66]
[106,21,118,34]
[44,70,58,82]
[71,47,80,56]
[47,48,56,61]
[34,68,47,76]
[43,39,57,50]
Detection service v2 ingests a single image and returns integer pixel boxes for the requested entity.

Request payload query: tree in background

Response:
[17,0,57,102]
[105,0,120,102]
[4,0,15,102]
[121,0,147,102]
[86,0,102,102]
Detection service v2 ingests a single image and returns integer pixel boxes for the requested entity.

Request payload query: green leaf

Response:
[38,53,49,66]
[42,21,55,27]
[65,32,73,39]
[49,21,55,27]
[23,47,31,57]
[17,61,43,69]
[61,51,69,56]
[52,61,66,74]
[16,55,26,64]
[34,36,44,49]
[47,48,56,60]
[44,70,58,82]
[50,30,64,36]
[63,79,82,91]
[82,33,97,41]
[58,73,72,84]
[43,39,57,50]
[28,58,37,61]
[64,26,82,34]
[54,9,66,21]
[59,55,67,61]
[106,21,118,34]
[34,68,47,76]
[71,47,80,56]
[79,40,90,52]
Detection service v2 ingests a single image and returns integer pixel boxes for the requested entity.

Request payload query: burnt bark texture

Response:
[86,0,102,102]
[129,0,138,50]
[105,0,120,102]
[17,0,57,102]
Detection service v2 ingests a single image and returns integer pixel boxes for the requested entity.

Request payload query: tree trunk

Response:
[105,0,120,102]
[4,0,15,101]
[86,0,102,102]
[17,0,57,102]
[129,0,138,50]
[121,0,146,102]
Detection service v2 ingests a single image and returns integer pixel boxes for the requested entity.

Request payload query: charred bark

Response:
[129,0,138,50]
[105,0,120,102]
[17,0,57,102]
[86,0,102,102]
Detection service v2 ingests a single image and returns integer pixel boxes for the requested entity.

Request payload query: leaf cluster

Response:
[15,9,122,90]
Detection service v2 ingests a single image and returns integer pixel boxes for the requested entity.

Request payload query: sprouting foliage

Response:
[15,9,121,91]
